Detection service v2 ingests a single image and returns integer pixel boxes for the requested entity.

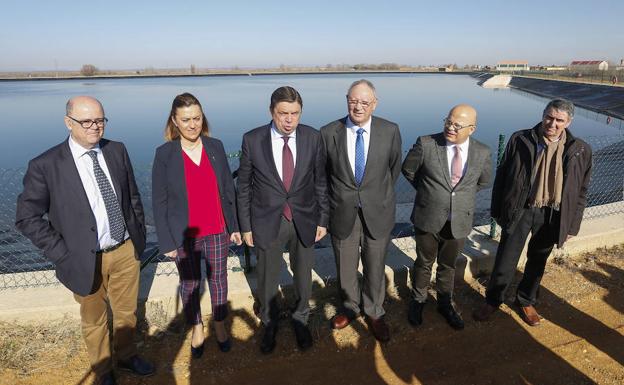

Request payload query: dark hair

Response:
[164,93,209,141]
[269,86,303,112]
[544,99,575,119]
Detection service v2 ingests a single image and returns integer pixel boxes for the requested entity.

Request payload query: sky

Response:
[1,0,623,71]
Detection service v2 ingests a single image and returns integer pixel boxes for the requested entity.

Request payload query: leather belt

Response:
[99,238,128,254]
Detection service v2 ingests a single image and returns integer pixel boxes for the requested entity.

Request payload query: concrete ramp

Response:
[481,74,511,88]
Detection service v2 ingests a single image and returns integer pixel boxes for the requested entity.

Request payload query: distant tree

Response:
[80,64,98,76]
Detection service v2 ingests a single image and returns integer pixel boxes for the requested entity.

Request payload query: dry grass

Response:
[0,316,82,374]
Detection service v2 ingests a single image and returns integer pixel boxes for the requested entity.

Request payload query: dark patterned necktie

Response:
[86,151,126,242]
[282,136,294,221]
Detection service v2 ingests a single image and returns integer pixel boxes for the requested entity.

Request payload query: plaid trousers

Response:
[175,231,229,324]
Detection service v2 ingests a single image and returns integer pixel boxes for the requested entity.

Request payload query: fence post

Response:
[489,134,506,238]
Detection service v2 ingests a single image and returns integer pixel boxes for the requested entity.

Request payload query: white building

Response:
[569,60,609,72]
[496,61,529,72]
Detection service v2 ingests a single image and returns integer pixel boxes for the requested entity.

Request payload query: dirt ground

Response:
[1,245,623,385]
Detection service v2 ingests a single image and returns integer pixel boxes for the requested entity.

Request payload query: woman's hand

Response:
[164,250,178,259]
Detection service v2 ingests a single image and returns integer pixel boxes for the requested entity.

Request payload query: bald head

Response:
[443,104,477,144]
[64,96,106,149]
[66,96,104,117]
[449,104,477,125]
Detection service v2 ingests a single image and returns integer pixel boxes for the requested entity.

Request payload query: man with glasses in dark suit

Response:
[16,96,154,385]
[321,79,402,342]
[402,104,491,330]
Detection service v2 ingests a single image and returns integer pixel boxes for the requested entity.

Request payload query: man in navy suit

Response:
[16,96,154,385]
[237,86,329,354]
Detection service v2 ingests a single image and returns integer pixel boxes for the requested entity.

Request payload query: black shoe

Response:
[408,300,425,326]
[117,355,155,377]
[260,322,278,354]
[437,304,465,330]
[217,337,232,353]
[97,372,116,385]
[292,320,313,351]
[191,341,205,359]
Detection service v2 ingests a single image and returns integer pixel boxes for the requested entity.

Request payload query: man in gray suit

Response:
[321,79,402,342]
[402,104,491,330]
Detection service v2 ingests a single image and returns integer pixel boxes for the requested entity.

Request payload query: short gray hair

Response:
[347,79,377,97]
[544,99,575,119]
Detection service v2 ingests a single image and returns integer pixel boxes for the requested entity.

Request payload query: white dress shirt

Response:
[270,123,297,181]
[68,136,129,250]
[345,117,372,177]
[445,139,470,180]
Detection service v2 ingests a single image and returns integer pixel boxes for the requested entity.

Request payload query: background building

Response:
[496,60,529,71]
[570,60,609,72]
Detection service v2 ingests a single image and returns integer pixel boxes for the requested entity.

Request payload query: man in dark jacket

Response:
[237,86,329,353]
[16,96,154,385]
[474,99,592,326]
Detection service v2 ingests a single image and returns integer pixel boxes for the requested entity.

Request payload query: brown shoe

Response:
[519,305,541,326]
[473,303,498,322]
[367,317,390,343]
[331,313,353,330]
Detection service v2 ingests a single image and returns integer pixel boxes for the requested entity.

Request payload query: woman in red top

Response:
[152,93,242,358]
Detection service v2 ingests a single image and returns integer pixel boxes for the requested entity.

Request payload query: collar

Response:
[270,122,296,140]
[346,116,372,134]
[68,135,101,161]
[445,138,470,153]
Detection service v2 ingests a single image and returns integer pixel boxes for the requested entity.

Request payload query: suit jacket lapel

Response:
[460,137,478,185]
[434,134,452,187]
[171,140,188,205]
[60,140,95,220]
[100,140,124,205]
[262,124,286,192]
[366,118,383,179]
[333,118,357,186]
[290,126,305,189]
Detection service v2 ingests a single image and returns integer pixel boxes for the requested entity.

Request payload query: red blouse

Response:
[183,149,226,237]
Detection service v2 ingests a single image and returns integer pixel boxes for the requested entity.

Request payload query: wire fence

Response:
[1,135,622,290]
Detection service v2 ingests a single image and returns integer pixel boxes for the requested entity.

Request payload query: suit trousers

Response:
[73,239,139,376]
[411,221,465,305]
[331,209,391,320]
[256,216,315,325]
[486,207,558,307]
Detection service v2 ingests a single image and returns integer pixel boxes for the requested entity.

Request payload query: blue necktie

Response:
[355,128,365,185]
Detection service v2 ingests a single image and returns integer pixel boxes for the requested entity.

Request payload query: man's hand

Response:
[315,226,327,242]
[243,232,254,247]
[164,250,177,259]
[230,232,242,246]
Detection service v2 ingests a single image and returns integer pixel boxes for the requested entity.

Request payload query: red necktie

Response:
[282,136,294,220]
[451,145,462,187]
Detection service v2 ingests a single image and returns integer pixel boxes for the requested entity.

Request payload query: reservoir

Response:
[0,73,622,168]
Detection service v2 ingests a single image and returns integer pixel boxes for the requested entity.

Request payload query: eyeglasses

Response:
[443,118,474,132]
[67,116,108,129]
[347,99,374,109]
